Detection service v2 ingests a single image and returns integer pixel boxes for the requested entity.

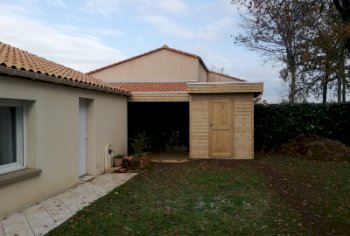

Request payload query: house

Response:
[89,45,263,159]
[0,42,129,218]
[0,42,263,218]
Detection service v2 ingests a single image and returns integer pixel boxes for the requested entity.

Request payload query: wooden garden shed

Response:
[89,45,263,159]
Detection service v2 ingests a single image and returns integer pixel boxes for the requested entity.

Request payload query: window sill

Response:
[0,168,42,187]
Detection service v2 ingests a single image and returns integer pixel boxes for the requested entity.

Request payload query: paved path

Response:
[0,173,137,236]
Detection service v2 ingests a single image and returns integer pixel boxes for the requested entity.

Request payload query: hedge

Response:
[254,103,350,151]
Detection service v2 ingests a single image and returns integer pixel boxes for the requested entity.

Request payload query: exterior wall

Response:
[0,76,128,217]
[198,62,208,82]
[189,95,209,157]
[208,72,239,82]
[233,94,254,159]
[190,94,254,159]
[91,49,199,82]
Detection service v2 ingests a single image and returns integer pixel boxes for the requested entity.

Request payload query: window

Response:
[0,100,24,175]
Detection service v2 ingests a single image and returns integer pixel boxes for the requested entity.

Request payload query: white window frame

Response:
[0,100,25,175]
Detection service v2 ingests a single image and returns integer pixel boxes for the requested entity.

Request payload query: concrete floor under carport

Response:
[127,102,190,161]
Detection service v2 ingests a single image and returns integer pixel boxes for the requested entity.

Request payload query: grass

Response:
[48,156,350,235]
[260,155,350,233]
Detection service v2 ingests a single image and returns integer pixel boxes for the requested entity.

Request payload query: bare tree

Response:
[232,0,349,103]
[298,2,349,103]
[232,0,311,103]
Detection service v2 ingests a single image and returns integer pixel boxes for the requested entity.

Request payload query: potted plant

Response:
[131,132,150,168]
[113,154,124,167]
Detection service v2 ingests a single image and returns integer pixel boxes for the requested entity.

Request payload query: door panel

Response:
[79,100,87,176]
[209,100,232,157]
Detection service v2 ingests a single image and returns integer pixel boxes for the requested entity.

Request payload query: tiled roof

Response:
[110,82,188,92]
[0,42,130,95]
[88,45,208,74]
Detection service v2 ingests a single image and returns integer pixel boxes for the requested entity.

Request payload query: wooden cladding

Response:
[129,92,189,102]
[233,95,254,159]
[190,94,254,159]
[187,82,263,94]
[190,97,209,157]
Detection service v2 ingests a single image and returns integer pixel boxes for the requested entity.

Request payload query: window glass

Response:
[0,102,24,174]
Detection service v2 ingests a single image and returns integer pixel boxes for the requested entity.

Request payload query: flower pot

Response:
[113,158,123,167]
[139,157,145,168]
[139,154,149,168]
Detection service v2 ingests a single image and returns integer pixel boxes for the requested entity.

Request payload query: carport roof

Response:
[115,81,263,102]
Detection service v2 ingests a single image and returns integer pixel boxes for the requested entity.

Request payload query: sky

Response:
[0,0,286,102]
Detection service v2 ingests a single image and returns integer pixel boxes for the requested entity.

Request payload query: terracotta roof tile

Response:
[0,42,130,95]
[110,82,188,92]
[88,45,208,74]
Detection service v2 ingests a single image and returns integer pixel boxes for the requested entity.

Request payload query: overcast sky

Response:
[0,0,286,102]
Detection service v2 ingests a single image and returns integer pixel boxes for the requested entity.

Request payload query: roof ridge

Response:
[87,45,208,74]
[209,70,245,82]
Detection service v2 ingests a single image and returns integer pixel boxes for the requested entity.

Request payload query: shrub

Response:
[254,103,350,151]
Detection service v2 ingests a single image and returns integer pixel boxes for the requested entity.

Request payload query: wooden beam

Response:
[129,92,190,102]
[187,82,263,95]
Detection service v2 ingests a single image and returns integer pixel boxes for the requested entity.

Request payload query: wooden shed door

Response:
[208,100,232,157]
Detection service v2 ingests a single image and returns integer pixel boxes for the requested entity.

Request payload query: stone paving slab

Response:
[0,221,4,236]
[1,173,137,236]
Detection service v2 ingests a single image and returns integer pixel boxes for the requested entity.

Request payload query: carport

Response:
[128,102,189,154]
[112,81,263,160]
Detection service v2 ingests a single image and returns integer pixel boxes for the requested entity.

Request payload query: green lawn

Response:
[48,156,350,235]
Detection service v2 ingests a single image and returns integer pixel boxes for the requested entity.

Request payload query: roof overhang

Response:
[0,67,131,96]
[187,82,263,97]
[126,82,264,102]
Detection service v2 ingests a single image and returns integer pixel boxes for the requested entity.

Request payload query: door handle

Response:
[210,122,214,127]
